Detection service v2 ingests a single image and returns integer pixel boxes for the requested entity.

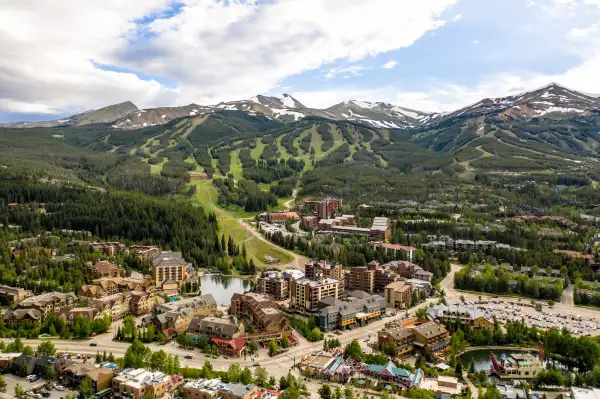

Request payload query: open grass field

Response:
[191,180,294,268]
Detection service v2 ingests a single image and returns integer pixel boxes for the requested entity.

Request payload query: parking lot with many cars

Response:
[1,373,77,399]
[454,299,600,336]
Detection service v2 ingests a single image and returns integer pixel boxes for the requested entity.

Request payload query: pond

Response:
[200,273,253,306]
[459,349,528,373]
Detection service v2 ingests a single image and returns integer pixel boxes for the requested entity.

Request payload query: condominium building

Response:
[152,251,189,287]
[89,260,122,278]
[187,316,245,340]
[318,290,386,331]
[370,243,417,262]
[144,294,217,334]
[304,198,343,220]
[384,280,414,309]
[90,293,132,320]
[130,291,155,315]
[229,292,289,333]
[305,261,343,283]
[57,307,101,323]
[14,291,77,316]
[63,363,115,393]
[427,304,494,331]
[129,245,161,264]
[378,320,450,358]
[344,267,375,293]
[181,379,260,399]
[257,269,304,300]
[112,368,183,399]
[0,285,33,304]
[290,278,341,312]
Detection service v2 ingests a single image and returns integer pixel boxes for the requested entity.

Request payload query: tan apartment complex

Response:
[290,278,341,312]
[229,292,289,333]
[152,251,189,287]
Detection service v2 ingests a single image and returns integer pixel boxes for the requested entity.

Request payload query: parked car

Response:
[184,355,193,359]
[89,343,97,346]
[55,385,66,391]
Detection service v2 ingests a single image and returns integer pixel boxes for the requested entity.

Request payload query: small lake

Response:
[200,274,253,306]
[459,349,527,373]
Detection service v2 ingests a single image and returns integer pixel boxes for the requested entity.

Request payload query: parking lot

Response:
[453,299,600,336]
[1,374,77,399]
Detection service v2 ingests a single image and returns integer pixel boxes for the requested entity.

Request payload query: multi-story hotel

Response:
[305,261,343,283]
[344,266,375,293]
[378,320,450,358]
[290,277,341,312]
[229,292,289,333]
[152,251,188,287]
[384,280,414,309]
[256,269,304,300]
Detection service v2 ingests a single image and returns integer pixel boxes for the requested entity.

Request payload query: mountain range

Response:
[3,83,598,131]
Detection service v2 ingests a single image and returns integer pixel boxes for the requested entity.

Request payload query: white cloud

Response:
[472,39,480,44]
[382,60,399,69]
[570,23,599,37]
[325,65,367,80]
[0,0,457,116]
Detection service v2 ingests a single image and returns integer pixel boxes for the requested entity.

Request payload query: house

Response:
[411,322,450,353]
[187,316,245,340]
[63,363,115,393]
[181,379,260,399]
[130,291,155,315]
[89,261,122,278]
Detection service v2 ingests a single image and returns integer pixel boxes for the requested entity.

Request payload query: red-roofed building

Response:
[211,337,247,358]
[264,212,301,224]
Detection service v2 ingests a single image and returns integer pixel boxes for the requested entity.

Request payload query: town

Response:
[2,195,600,399]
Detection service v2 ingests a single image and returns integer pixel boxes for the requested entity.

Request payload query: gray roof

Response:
[427,304,491,322]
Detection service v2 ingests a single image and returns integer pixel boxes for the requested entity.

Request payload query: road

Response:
[561,284,574,307]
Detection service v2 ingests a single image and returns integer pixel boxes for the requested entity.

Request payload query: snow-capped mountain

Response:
[3,83,599,130]
[324,100,436,129]
[443,83,600,120]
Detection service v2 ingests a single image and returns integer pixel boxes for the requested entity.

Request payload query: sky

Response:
[1,0,599,122]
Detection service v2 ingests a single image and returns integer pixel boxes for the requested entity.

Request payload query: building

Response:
[370,243,417,262]
[188,316,245,340]
[57,307,101,323]
[290,278,341,312]
[89,261,122,278]
[264,211,301,224]
[152,251,189,287]
[378,320,450,358]
[229,293,289,333]
[419,376,463,397]
[91,242,127,257]
[181,379,260,399]
[129,245,161,264]
[130,291,155,315]
[572,387,600,399]
[384,280,414,309]
[318,290,385,331]
[427,304,494,331]
[497,384,528,399]
[257,271,290,300]
[145,294,217,334]
[63,363,115,393]
[0,284,33,304]
[78,285,108,299]
[345,267,375,293]
[14,291,77,316]
[304,199,343,220]
[90,293,132,320]
[3,308,43,327]
[370,217,391,241]
[11,354,72,377]
[305,261,344,283]
[112,368,183,399]
[0,353,21,369]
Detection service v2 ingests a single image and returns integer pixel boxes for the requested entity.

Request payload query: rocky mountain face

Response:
[3,83,599,131]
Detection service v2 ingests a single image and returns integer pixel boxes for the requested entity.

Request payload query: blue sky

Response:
[1,0,599,121]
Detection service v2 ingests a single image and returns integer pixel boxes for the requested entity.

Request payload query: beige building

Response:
[112,368,183,399]
[129,245,161,264]
[384,280,414,309]
[130,291,155,315]
[305,261,344,283]
[15,292,77,316]
[182,379,260,399]
[64,363,115,393]
[89,261,122,278]
[229,293,289,333]
[152,252,188,287]
[290,278,341,312]
[90,292,132,320]
[187,316,244,339]
[0,285,33,304]
[345,267,375,293]
[58,307,101,323]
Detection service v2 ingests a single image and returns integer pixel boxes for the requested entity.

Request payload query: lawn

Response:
[191,180,293,267]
